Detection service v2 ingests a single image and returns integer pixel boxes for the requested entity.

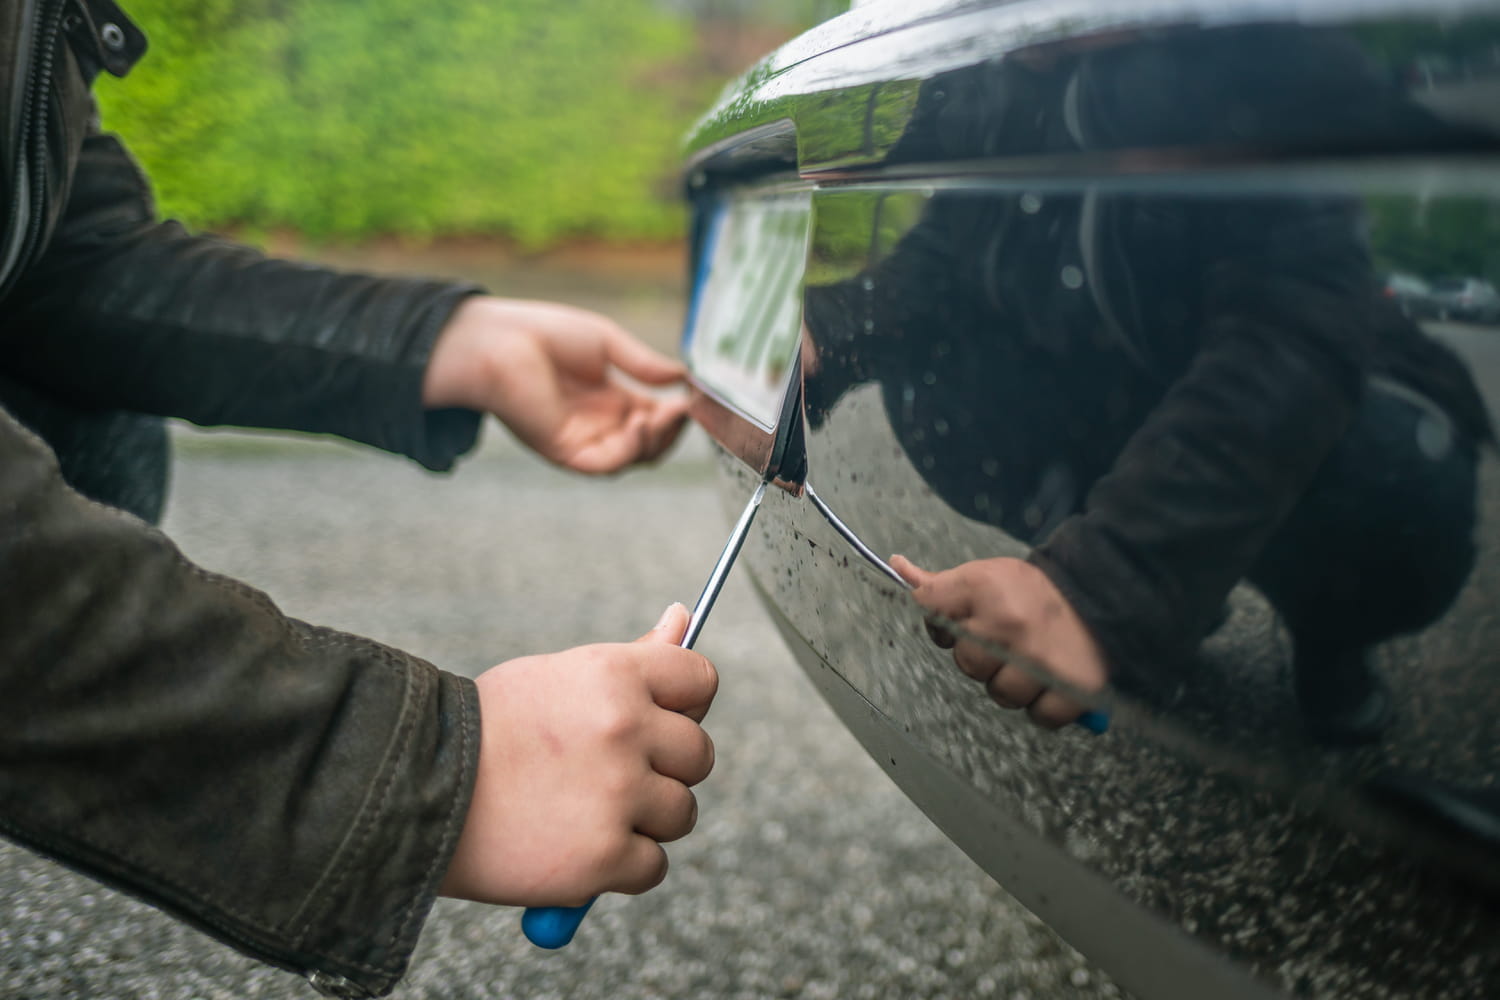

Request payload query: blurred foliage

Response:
[662,0,847,30]
[1351,19,1500,78]
[1370,196,1500,283]
[807,191,926,286]
[97,0,846,247]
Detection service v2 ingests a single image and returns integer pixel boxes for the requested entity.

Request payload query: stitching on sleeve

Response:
[289,653,419,944]
[386,671,476,953]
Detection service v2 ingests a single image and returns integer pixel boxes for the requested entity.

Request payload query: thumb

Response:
[638,603,690,645]
[890,554,933,589]
[891,555,958,650]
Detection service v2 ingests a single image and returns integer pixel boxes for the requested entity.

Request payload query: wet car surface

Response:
[680,2,1500,998]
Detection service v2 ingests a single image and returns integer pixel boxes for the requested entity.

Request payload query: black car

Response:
[681,2,1500,998]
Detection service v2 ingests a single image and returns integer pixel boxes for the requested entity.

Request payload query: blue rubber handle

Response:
[522,898,596,949]
[1075,710,1110,734]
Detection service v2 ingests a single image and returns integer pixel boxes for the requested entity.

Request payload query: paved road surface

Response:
[0,425,1121,1000]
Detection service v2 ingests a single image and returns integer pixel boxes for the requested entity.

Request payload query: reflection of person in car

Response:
[804,25,1493,742]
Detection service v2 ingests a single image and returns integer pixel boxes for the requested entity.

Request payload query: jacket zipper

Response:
[1,0,66,300]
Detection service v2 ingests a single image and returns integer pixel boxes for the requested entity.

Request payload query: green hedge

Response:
[96,0,722,246]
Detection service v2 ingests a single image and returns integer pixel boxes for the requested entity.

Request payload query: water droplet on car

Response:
[861,276,875,292]
[1061,265,1085,290]
[1020,193,1042,214]
[922,371,937,385]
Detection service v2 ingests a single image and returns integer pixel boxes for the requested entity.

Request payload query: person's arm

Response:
[5,132,689,476]
[3,133,482,470]
[0,405,716,996]
[1030,268,1367,684]
[0,405,477,994]
[899,269,1372,726]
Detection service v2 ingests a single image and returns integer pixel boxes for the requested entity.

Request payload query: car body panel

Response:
[681,2,1500,997]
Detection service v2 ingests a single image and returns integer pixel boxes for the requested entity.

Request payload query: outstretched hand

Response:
[892,555,1109,729]
[423,296,690,474]
[439,604,717,907]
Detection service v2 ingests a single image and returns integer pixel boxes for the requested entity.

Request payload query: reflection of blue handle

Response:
[522,899,596,949]
[1075,710,1110,735]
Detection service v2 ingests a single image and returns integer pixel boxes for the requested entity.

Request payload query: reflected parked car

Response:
[1383,271,1442,319]
[1431,275,1500,323]
[681,2,1500,999]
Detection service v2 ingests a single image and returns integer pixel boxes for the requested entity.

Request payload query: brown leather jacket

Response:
[3,2,482,996]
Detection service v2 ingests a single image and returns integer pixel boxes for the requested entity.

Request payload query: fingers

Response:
[563,412,653,475]
[558,395,689,474]
[1027,689,1085,730]
[635,607,717,721]
[890,554,930,588]
[632,774,699,843]
[952,635,1045,709]
[895,554,966,649]
[637,644,719,720]
[646,709,715,785]
[895,557,975,624]
[638,603,690,645]
[900,555,1106,731]
[984,662,1045,709]
[639,396,690,461]
[951,635,1002,683]
[603,325,688,386]
[604,836,671,896]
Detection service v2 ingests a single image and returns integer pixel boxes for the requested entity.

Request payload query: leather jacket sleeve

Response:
[1030,267,1368,691]
[1,133,482,472]
[0,405,479,997]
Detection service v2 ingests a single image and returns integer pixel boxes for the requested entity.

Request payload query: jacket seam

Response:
[287,644,419,951]
[0,822,285,968]
[388,673,476,952]
[0,810,302,946]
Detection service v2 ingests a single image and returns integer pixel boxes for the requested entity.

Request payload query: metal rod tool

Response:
[521,480,769,949]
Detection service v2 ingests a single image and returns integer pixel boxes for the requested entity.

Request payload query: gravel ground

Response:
[0,424,1120,1000]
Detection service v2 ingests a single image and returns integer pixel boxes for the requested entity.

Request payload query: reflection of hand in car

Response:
[440,604,718,907]
[892,555,1108,729]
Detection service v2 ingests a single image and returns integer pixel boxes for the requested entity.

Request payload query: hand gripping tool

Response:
[520,479,768,949]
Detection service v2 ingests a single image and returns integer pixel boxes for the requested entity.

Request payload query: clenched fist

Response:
[440,604,717,906]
